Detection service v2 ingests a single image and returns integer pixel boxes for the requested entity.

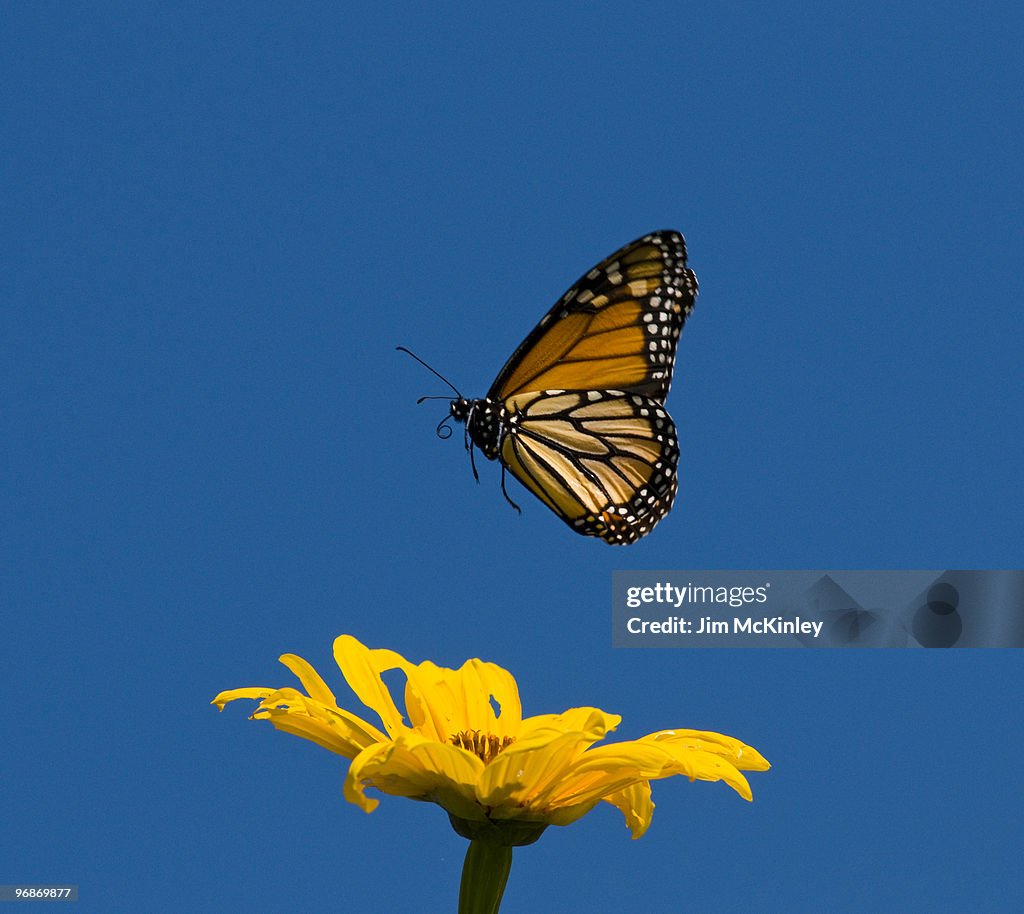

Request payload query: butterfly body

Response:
[441,230,697,545]
[450,397,505,460]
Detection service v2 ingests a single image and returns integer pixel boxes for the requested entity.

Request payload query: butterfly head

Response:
[449,398,472,423]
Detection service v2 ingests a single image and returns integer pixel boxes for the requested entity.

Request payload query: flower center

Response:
[449,729,515,764]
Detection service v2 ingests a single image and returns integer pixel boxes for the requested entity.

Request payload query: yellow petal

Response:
[536,744,654,810]
[602,782,654,839]
[542,781,657,835]
[402,660,458,742]
[456,659,522,738]
[333,634,412,736]
[212,687,275,709]
[518,707,620,743]
[260,707,360,757]
[218,684,388,759]
[278,653,338,707]
[400,657,523,744]
[344,734,485,821]
[479,708,618,810]
[540,798,603,828]
[478,731,581,810]
[556,739,754,804]
[643,729,771,771]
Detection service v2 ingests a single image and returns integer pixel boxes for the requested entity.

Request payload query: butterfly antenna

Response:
[396,346,464,399]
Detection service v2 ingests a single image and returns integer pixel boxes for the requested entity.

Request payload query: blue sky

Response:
[3,3,1022,911]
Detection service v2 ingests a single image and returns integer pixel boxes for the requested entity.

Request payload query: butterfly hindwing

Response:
[487,231,698,404]
[498,389,679,545]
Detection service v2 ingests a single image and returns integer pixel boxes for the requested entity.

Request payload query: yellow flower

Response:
[213,635,769,842]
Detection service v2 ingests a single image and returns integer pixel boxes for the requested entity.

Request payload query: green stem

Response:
[457,839,513,914]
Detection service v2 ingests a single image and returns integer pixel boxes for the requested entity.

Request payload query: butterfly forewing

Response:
[488,231,698,404]
[499,389,679,545]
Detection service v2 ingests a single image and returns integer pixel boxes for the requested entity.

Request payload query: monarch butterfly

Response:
[402,230,698,545]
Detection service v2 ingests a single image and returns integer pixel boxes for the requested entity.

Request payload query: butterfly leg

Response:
[462,426,480,482]
[500,464,522,514]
